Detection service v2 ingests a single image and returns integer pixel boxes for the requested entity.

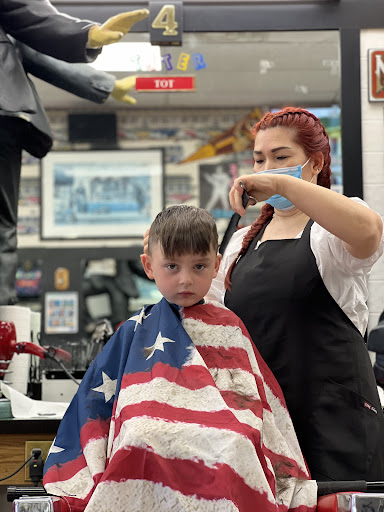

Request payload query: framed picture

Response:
[41,149,164,239]
[44,291,79,335]
[368,49,384,102]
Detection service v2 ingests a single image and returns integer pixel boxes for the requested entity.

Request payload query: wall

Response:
[361,30,384,330]
[18,107,256,251]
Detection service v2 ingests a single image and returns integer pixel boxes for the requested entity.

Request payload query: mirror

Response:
[18,29,341,373]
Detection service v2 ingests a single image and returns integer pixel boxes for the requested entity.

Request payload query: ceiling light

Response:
[295,85,309,94]
[89,42,162,72]
[259,60,275,74]
[322,59,339,75]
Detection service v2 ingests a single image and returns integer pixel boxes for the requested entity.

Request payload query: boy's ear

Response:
[213,253,222,278]
[140,253,154,280]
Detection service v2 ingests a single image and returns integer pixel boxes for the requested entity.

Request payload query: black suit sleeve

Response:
[19,42,114,104]
[0,0,100,62]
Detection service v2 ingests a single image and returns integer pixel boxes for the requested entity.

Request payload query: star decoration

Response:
[48,438,64,455]
[145,331,176,360]
[128,307,151,331]
[92,371,117,403]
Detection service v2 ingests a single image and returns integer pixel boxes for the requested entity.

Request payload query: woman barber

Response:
[207,107,384,482]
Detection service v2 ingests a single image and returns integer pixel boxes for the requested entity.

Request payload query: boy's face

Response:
[140,242,221,307]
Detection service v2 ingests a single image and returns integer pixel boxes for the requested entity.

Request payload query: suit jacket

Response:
[0,0,114,158]
[15,42,115,157]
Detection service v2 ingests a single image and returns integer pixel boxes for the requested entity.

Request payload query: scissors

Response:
[239,180,257,209]
[219,180,257,255]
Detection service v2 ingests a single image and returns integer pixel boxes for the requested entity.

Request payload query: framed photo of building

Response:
[41,149,164,239]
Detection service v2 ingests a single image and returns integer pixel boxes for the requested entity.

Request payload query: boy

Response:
[43,205,316,511]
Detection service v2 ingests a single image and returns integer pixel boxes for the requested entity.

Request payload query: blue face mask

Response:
[257,158,310,210]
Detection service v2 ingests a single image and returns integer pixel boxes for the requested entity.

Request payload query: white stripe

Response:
[44,466,94,501]
[111,416,275,501]
[83,437,107,477]
[182,319,247,351]
[107,417,115,460]
[182,316,267,388]
[208,367,260,397]
[115,378,228,418]
[85,478,240,512]
[277,478,318,509]
[263,385,308,474]
[182,316,309,476]
[182,317,270,394]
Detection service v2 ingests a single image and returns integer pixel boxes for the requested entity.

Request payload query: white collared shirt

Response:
[207,198,384,335]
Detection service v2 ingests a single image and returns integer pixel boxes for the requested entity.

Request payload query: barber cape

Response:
[43,298,317,512]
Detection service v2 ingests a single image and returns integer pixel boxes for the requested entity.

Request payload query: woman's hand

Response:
[229,173,281,214]
[142,228,150,256]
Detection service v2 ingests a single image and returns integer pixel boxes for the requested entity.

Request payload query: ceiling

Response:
[31,30,340,112]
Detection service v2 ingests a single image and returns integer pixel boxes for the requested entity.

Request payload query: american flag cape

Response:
[43,298,317,512]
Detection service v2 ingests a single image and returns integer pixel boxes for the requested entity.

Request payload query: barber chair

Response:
[317,481,384,511]
[7,481,384,511]
[7,487,69,511]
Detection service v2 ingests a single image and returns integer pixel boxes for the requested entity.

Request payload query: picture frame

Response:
[40,149,164,239]
[368,49,384,102]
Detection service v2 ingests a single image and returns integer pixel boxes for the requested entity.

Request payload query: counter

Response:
[0,419,60,485]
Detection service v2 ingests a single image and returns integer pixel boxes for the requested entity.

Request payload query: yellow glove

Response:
[88,9,149,48]
[111,76,137,105]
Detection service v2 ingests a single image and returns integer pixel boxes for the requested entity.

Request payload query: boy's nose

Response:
[179,271,193,285]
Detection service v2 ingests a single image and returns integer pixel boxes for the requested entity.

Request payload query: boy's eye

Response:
[195,264,206,270]
[166,264,177,270]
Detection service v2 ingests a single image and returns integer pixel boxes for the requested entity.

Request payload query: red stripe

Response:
[120,361,213,390]
[183,304,254,345]
[112,400,304,483]
[219,389,264,415]
[121,360,274,416]
[44,418,110,485]
[183,304,288,407]
[120,360,279,415]
[44,452,87,484]
[80,417,110,447]
[196,344,253,371]
[195,345,274,414]
[263,445,310,481]
[113,400,262,440]
[101,445,279,512]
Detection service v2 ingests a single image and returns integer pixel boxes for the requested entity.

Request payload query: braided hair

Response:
[224,107,332,290]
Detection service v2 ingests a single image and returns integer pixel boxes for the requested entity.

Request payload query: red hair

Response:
[224,107,332,290]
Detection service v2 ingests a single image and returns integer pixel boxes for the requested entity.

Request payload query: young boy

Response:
[43,205,316,512]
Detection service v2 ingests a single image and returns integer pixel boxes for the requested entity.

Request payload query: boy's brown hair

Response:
[148,205,218,257]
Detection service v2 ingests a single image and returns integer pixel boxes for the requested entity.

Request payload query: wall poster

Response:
[41,149,164,239]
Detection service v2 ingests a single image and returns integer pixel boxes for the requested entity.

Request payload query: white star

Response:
[92,372,117,403]
[48,438,64,455]
[128,307,151,331]
[145,331,176,360]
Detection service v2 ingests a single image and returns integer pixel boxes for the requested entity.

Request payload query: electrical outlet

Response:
[24,440,53,481]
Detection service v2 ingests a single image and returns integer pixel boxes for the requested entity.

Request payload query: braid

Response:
[224,203,274,290]
[224,106,332,291]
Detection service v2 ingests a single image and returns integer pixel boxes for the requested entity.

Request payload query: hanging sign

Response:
[149,1,183,46]
[136,76,195,92]
[368,49,384,101]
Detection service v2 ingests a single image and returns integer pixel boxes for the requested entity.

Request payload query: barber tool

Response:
[0,321,71,385]
[219,180,255,255]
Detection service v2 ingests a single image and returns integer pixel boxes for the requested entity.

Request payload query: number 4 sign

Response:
[149,1,183,46]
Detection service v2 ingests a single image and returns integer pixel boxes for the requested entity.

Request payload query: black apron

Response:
[225,219,384,481]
